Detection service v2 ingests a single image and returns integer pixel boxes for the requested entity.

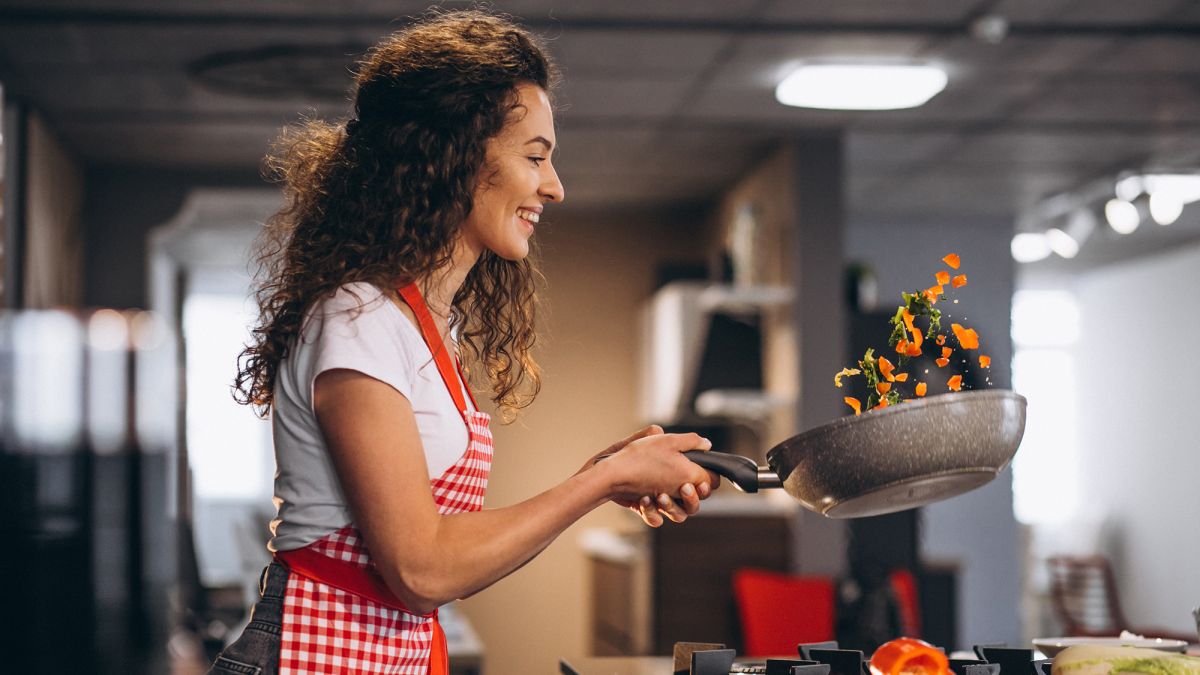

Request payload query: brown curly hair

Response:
[234,10,558,420]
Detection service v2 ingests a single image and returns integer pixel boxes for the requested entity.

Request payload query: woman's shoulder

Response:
[302,281,411,339]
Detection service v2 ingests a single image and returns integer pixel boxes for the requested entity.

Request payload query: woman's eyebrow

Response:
[525,136,554,152]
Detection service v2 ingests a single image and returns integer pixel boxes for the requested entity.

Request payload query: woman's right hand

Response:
[595,428,719,527]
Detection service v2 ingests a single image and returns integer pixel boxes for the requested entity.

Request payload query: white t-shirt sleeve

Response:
[306,283,416,409]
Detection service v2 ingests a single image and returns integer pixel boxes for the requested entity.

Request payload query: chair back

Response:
[1046,555,1126,636]
[733,568,835,657]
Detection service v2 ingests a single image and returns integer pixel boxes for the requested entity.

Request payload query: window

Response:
[183,292,271,500]
[1010,289,1080,524]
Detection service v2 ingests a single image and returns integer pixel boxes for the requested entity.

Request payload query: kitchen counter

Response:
[559,655,766,674]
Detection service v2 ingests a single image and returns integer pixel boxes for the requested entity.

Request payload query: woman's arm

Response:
[314,368,714,615]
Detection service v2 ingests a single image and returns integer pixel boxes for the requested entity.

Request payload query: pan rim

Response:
[767,388,1026,464]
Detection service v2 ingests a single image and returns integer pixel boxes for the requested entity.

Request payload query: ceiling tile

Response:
[762,0,976,23]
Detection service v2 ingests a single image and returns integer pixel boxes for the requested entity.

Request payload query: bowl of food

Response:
[1033,636,1189,659]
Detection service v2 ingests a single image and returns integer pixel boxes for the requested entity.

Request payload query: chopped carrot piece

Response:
[876,382,892,395]
[895,339,910,355]
[924,285,943,304]
[951,323,980,349]
[935,357,950,367]
[941,346,952,359]
[943,253,961,269]
[951,274,968,288]
[878,356,896,382]
[915,382,927,397]
[905,342,923,357]
[844,396,862,416]
[875,398,890,409]
[902,308,916,333]
[911,326,924,347]
[947,374,963,391]
[894,373,909,382]
[979,355,991,368]
[935,270,950,286]
[936,334,946,346]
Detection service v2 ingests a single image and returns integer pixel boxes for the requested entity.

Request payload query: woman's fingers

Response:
[678,483,701,515]
[638,496,664,527]
[655,493,689,524]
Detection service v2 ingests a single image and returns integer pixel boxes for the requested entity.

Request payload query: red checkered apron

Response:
[274,282,492,674]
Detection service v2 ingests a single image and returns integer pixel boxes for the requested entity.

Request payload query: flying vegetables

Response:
[835,253,991,414]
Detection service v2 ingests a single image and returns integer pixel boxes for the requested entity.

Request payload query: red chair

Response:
[733,568,835,657]
[888,568,922,638]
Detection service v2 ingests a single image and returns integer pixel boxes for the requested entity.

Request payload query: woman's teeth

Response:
[516,209,540,223]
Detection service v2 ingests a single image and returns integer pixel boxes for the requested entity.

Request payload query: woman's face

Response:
[460,83,565,262]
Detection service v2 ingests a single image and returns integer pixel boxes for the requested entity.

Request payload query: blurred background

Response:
[1,1,1199,672]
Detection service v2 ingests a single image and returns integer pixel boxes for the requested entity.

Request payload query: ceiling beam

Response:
[3,7,1200,38]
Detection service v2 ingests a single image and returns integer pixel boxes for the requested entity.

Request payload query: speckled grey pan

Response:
[684,390,1027,518]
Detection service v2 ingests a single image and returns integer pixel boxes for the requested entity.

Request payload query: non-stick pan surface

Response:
[686,389,1026,518]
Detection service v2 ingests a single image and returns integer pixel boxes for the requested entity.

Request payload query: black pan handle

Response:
[684,450,763,493]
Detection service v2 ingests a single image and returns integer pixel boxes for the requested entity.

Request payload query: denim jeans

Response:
[206,563,287,675]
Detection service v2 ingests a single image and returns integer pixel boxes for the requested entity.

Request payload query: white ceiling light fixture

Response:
[1104,198,1140,234]
[1011,232,1052,263]
[1045,227,1080,258]
[775,64,948,110]
[1149,192,1183,226]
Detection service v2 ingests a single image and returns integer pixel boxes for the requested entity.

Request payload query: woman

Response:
[209,11,718,675]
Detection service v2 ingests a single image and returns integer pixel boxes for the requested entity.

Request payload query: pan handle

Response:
[684,450,766,493]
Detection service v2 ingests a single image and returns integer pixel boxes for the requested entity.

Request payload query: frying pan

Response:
[685,389,1026,518]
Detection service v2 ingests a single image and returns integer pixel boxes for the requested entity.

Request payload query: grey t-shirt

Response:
[268,282,473,552]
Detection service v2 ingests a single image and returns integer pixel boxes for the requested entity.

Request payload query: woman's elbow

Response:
[378,562,449,616]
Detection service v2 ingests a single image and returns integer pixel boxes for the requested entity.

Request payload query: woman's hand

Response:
[580,425,720,527]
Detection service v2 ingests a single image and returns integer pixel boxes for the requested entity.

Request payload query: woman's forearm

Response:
[380,463,614,612]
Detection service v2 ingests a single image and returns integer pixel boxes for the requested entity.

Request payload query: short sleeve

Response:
[303,283,418,412]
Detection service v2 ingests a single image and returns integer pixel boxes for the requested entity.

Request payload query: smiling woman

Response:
[206,10,718,675]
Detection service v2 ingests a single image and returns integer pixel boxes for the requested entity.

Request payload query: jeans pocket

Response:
[208,654,262,675]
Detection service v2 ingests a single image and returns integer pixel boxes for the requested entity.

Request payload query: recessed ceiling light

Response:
[775,64,948,110]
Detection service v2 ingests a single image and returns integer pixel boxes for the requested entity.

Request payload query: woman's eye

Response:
[529,156,545,166]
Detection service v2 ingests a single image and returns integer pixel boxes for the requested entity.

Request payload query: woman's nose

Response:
[540,165,565,203]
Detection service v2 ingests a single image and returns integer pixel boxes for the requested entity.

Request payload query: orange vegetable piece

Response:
[895,339,910,355]
[870,637,950,675]
[924,285,943,304]
[876,382,892,395]
[894,373,909,382]
[947,374,963,391]
[935,357,949,367]
[936,334,946,346]
[878,356,896,382]
[902,308,916,333]
[911,326,924,348]
[844,396,862,416]
[875,398,890,409]
[915,382,927,397]
[935,271,950,286]
[951,274,968,288]
[941,346,952,359]
[943,253,960,269]
[951,323,980,349]
[979,355,991,368]
[905,342,922,357]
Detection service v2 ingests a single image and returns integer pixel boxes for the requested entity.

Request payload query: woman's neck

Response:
[419,239,480,333]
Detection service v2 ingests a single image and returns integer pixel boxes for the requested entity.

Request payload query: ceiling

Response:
[3,0,1200,249]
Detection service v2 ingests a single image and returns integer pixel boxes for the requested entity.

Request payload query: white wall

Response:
[846,216,1021,650]
[1073,241,1200,634]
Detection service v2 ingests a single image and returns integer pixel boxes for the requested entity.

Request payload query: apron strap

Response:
[397,282,474,415]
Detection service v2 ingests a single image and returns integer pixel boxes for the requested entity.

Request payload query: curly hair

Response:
[234,10,558,420]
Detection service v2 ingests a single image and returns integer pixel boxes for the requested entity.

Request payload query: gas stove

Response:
[560,641,1052,675]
